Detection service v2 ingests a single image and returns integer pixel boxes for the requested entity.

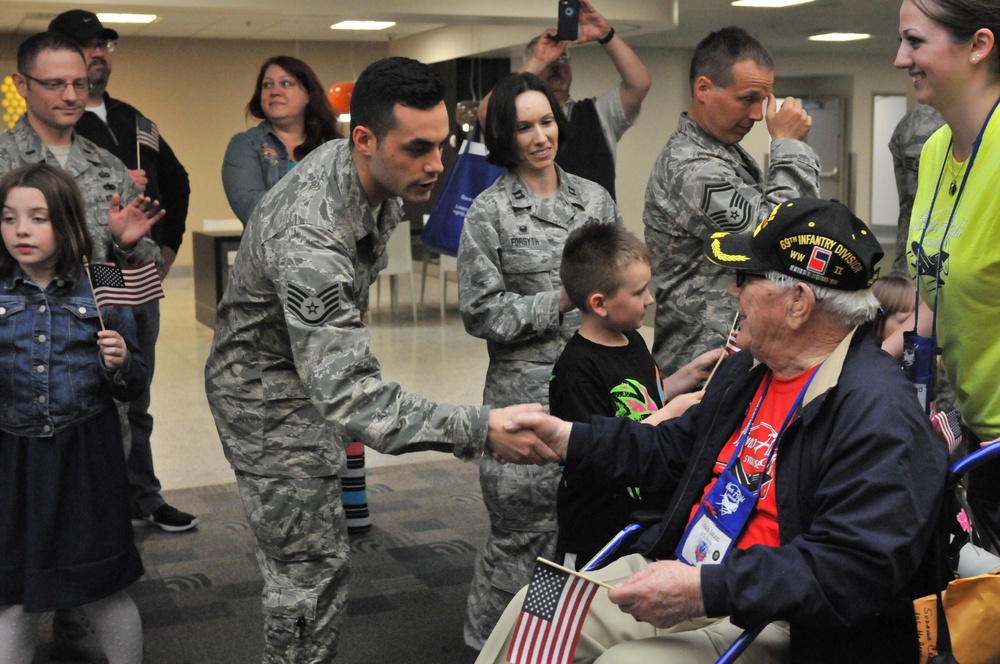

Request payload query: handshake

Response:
[485,404,572,465]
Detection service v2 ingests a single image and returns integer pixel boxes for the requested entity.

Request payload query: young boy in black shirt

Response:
[551,223,722,569]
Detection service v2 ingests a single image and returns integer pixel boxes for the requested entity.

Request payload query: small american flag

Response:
[136,116,160,152]
[726,326,741,355]
[931,407,963,454]
[507,561,599,664]
[88,260,164,308]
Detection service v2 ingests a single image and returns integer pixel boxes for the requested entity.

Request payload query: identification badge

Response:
[676,468,755,567]
[902,331,938,415]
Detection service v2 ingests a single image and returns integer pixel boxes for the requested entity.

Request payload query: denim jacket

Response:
[221,121,292,224]
[0,266,147,437]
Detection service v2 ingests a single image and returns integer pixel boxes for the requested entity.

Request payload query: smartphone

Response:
[556,0,580,42]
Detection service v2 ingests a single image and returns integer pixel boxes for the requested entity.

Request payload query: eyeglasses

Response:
[84,39,117,52]
[557,52,572,63]
[21,73,90,94]
[735,271,767,288]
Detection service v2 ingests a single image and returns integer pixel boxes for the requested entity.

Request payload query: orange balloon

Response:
[328,82,354,116]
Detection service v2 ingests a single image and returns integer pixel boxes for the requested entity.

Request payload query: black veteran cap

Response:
[704,198,882,291]
[48,10,119,44]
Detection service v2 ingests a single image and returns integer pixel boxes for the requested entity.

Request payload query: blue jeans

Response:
[127,300,164,514]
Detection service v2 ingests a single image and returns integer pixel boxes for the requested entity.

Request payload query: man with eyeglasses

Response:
[644,27,820,381]
[1,32,160,270]
[476,0,650,201]
[1,30,168,663]
[48,10,197,541]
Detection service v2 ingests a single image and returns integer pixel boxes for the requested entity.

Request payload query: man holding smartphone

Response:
[476,0,650,201]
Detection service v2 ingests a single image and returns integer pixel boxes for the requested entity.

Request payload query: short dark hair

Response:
[560,223,650,312]
[349,57,446,144]
[912,0,1000,78]
[0,163,93,280]
[247,55,341,161]
[17,31,85,76]
[689,26,774,90]
[482,72,571,170]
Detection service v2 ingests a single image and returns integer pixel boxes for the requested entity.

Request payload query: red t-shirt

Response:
[688,367,817,550]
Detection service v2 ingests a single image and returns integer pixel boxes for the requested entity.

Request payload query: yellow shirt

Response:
[908,115,1000,441]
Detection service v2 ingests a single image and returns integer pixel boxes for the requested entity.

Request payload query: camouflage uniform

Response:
[888,104,945,276]
[204,139,491,663]
[457,167,622,648]
[0,116,157,267]
[644,113,820,375]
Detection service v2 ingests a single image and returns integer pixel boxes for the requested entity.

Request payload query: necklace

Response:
[946,151,969,196]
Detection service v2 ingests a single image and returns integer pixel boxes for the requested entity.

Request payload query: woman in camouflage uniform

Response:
[457,72,623,648]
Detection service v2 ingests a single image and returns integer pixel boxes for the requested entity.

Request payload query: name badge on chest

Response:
[676,467,755,567]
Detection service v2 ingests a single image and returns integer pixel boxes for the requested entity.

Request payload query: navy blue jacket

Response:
[567,325,946,663]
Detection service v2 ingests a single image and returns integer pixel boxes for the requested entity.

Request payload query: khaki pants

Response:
[475,554,789,664]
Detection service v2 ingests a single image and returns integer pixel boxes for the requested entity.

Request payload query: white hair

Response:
[765,271,880,328]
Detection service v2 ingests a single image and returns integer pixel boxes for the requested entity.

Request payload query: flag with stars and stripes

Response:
[88,260,164,308]
[136,116,160,152]
[931,407,963,454]
[507,561,599,664]
[726,326,741,355]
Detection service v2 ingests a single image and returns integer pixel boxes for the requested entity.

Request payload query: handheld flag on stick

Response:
[87,260,164,309]
[81,257,106,330]
[135,116,160,169]
[931,407,964,454]
[507,558,609,664]
[705,311,741,390]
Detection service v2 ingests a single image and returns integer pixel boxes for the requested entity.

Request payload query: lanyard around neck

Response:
[914,96,1000,338]
[727,366,821,495]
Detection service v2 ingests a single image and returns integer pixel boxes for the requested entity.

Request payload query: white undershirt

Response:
[45,143,72,169]
[88,100,109,124]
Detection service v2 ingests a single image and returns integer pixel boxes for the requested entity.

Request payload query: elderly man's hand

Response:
[608,560,705,629]
[487,404,562,464]
[499,409,573,461]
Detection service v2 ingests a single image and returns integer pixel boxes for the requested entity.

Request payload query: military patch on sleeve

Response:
[699,183,755,232]
[287,282,342,325]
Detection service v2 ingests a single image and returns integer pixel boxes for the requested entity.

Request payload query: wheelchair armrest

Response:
[950,440,1000,477]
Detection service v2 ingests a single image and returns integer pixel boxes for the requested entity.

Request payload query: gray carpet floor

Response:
[34,456,488,663]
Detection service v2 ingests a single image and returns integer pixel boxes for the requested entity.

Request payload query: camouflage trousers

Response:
[235,471,352,664]
[464,458,561,650]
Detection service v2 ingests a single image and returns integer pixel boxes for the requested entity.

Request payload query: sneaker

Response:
[131,502,199,532]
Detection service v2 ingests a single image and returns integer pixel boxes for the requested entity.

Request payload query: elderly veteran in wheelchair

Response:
[478,198,948,664]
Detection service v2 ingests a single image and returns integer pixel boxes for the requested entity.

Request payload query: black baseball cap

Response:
[48,10,119,44]
[704,198,882,291]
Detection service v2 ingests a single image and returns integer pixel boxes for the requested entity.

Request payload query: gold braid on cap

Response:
[710,238,751,262]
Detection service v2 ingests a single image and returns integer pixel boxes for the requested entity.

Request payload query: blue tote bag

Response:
[422,126,505,256]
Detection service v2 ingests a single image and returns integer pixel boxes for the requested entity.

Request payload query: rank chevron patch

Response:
[287,282,342,325]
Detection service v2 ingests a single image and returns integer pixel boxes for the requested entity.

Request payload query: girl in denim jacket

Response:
[0,164,148,664]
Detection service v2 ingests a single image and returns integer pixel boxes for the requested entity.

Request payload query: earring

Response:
[973,54,982,63]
